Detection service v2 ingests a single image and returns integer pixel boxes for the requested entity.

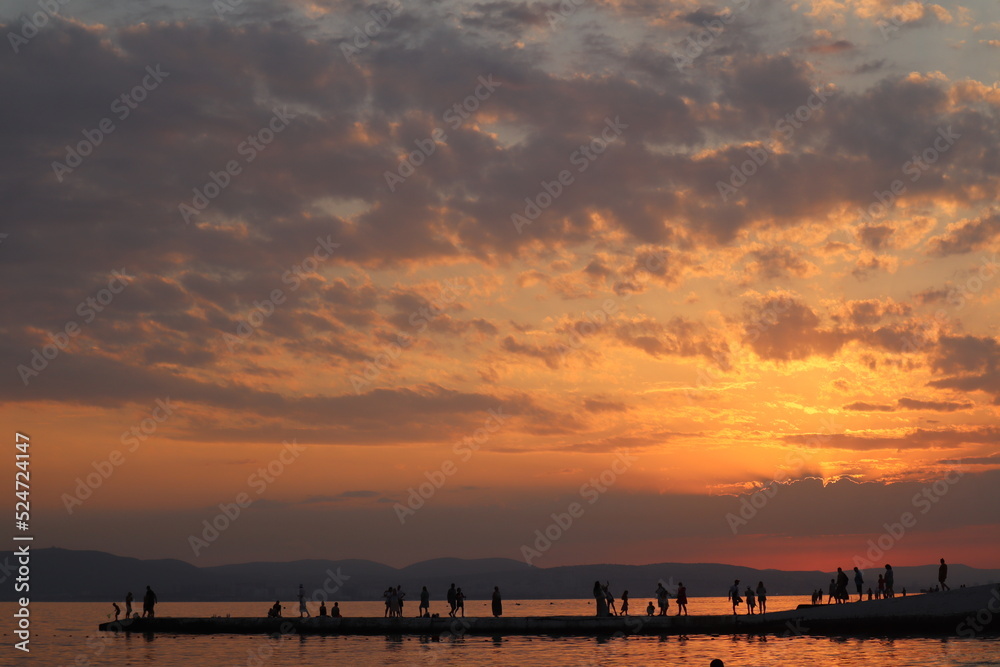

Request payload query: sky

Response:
[2,0,999,572]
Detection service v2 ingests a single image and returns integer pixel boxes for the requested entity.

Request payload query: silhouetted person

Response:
[125,591,133,619]
[593,580,609,617]
[447,584,458,617]
[621,589,630,616]
[867,587,873,600]
[745,586,756,615]
[877,574,884,599]
[655,582,669,616]
[112,602,120,621]
[492,586,503,617]
[646,600,655,616]
[710,660,725,667]
[142,586,157,618]
[756,581,767,614]
[676,582,688,616]
[420,586,430,617]
[268,600,282,617]
[827,579,836,604]
[331,602,341,617]
[836,568,849,604]
[298,584,310,617]
[884,564,895,598]
[319,601,327,616]
[397,584,406,615]
[729,579,742,615]
[853,567,864,602]
[456,587,466,617]
[604,582,618,616]
[939,558,950,590]
[902,587,907,597]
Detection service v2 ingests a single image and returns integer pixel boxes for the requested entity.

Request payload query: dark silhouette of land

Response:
[5,547,999,602]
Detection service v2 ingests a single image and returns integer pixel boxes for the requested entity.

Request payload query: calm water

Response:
[4,599,999,666]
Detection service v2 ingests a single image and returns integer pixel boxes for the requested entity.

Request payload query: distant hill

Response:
[2,548,997,602]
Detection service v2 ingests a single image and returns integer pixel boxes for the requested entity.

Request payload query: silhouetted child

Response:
[112,602,120,621]
[319,601,327,616]
[620,590,629,615]
[456,588,466,617]
[646,601,655,616]
[268,601,282,618]
[745,586,756,615]
[331,602,341,617]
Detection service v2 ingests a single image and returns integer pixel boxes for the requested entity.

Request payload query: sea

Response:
[4,597,999,666]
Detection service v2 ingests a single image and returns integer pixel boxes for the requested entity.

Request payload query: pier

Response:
[98,583,1000,637]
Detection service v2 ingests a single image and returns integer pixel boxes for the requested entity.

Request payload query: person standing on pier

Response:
[655,582,669,616]
[939,558,950,591]
[142,586,157,618]
[827,578,836,604]
[836,568,849,604]
[621,589,630,615]
[755,581,767,614]
[853,567,864,602]
[676,582,688,616]
[397,585,406,616]
[125,591,133,619]
[745,586,756,615]
[447,583,458,617]
[604,582,618,616]
[728,579,742,615]
[419,586,430,617]
[492,586,503,617]
[112,602,120,621]
[884,564,895,598]
[298,584,310,617]
[456,587,466,617]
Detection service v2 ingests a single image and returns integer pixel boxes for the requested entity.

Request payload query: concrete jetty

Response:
[98,583,1000,638]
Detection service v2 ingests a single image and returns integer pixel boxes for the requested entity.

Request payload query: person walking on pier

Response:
[419,586,430,617]
[456,587,466,617]
[884,564,895,598]
[729,579,742,615]
[876,574,884,599]
[125,591,133,619]
[492,586,503,617]
[939,558,950,591]
[142,586,157,618]
[853,567,864,602]
[298,584,310,617]
[756,581,767,614]
[447,583,458,617]
[621,589,630,615]
[827,578,836,604]
[112,602,120,621]
[604,582,618,615]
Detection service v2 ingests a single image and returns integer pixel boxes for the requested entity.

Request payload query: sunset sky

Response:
[2,0,999,571]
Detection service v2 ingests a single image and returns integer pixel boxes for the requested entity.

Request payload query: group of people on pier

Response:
[727,580,768,615]
[592,580,690,617]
